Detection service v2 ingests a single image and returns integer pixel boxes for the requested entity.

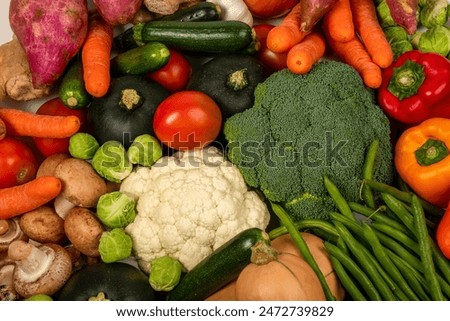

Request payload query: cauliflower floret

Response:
[121,146,270,272]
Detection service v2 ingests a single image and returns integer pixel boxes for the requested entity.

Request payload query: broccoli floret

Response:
[224,60,394,221]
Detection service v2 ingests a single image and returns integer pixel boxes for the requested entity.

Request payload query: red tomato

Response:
[147,49,192,92]
[0,137,38,188]
[33,97,87,157]
[254,24,288,72]
[153,91,222,150]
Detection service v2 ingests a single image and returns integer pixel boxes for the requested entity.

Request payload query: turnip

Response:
[93,0,143,26]
[9,0,88,88]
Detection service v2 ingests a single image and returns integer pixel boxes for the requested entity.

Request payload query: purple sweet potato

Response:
[299,0,339,32]
[93,0,143,26]
[9,0,88,88]
[386,0,419,35]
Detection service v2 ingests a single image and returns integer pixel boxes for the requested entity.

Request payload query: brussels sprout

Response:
[377,0,397,27]
[419,0,449,28]
[411,31,424,48]
[69,132,100,160]
[98,228,133,263]
[418,25,450,57]
[92,140,133,183]
[391,39,414,59]
[384,26,409,42]
[127,134,163,167]
[149,256,183,292]
[97,191,136,228]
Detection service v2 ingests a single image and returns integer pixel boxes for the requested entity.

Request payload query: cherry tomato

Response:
[147,49,192,92]
[33,97,87,157]
[0,137,38,188]
[254,24,288,72]
[153,91,222,150]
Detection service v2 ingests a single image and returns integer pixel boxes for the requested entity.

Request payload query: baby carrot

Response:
[0,176,62,219]
[286,31,326,74]
[0,108,80,138]
[323,0,355,42]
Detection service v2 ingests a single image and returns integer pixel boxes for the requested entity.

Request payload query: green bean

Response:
[411,195,445,301]
[370,222,419,254]
[430,240,450,284]
[381,193,416,234]
[333,221,397,301]
[325,242,381,300]
[361,223,419,301]
[268,219,339,241]
[271,202,336,301]
[328,255,367,301]
[361,139,380,209]
[324,176,355,221]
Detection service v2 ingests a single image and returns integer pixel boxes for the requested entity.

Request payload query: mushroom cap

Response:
[13,243,72,298]
[64,207,105,257]
[54,158,108,208]
[0,218,28,252]
[36,153,70,178]
[19,206,66,244]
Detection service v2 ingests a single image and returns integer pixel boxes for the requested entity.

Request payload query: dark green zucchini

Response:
[111,42,170,76]
[59,59,91,109]
[134,20,256,54]
[166,228,270,301]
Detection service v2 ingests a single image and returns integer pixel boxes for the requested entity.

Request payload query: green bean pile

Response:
[269,139,450,301]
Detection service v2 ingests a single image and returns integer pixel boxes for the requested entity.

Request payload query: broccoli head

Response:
[224,60,394,221]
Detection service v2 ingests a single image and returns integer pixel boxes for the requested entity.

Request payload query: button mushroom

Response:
[18,206,66,244]
[0,252,19,301]
[0,218,28,253]
[8,240,72,298]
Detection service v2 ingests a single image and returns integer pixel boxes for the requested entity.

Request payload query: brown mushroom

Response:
[36,153,70,178]
[0,252,19,301]
[0,218,28,253]
[64,207,105,257]
[54,158,108,208]
[19,206,66,244]
[8,240,72,298]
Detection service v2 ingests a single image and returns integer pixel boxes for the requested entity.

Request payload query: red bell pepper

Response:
[377,50,450,125]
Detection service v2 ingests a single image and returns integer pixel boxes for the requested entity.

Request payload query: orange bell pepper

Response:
[437,203,450,259]
[394,118,450,208]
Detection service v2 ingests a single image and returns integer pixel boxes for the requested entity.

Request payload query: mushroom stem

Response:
[0,219,26,252]
[8,240,54,283]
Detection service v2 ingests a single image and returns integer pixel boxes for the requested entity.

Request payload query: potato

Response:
[9,0,88,87]
[93,0,143,26]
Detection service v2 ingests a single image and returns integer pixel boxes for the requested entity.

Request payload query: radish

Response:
[9,0,88,88]
[93,0,143,26]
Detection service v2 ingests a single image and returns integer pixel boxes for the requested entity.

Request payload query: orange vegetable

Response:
[322,0,355,42]
[436,204,450,259]
[0,176,62,219]
[349,0,393,68]
[286,31,326,75]
[266,2,310,53]
[243,0,299,19]
[0,117,5,140]
[394,117,450,209]
[82,12,114,98]
[0,108,81,138]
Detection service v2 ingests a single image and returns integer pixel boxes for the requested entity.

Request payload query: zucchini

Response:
[110,42,170,76]
[114,2,222,52]
[166,227,270,301]
[134,20,256,54]
[59,59,91,109]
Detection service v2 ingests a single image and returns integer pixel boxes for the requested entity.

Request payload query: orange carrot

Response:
[286,31,326,75]
[0,108,81,138]
[349,0,393,68]
[325,34,382,89]
[0,176,62,219]
[82,12,114,98]
[266,2,310,54]
[0,117,5,140]
[322,0,355,42]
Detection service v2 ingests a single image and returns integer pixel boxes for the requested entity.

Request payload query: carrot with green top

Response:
[0,108,81,138]
[286,31,326,75]
[0,176,62,219]
[350,0,393,68]
[323,0,354,42]
[82,12,114,98]
[266,2,310,54]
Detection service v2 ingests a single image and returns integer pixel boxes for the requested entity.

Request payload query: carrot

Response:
[325,33,382,89]
[0,108,81,138]
[82,12,114,98]
[286,31,326,75]
[0,176,62,219]
[349,0,393,68]
[266,2,310,54]
[322,0,355,42]
[0,117,5,140]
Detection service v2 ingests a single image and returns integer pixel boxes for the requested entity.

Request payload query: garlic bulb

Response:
[207,0,253,26]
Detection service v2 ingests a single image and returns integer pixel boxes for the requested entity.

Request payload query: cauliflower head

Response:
[120,146,270,272]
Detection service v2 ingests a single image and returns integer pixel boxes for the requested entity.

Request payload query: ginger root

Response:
[0,36,51,102]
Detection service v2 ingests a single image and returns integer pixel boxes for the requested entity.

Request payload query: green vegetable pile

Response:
[224,59,394,221]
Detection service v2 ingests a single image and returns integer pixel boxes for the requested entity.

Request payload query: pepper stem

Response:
[388,60,425,100]
[415,139,449,166]
[226,68,249,91]
[119,88,143,111]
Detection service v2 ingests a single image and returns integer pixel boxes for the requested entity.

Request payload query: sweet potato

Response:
[93,0,143,26]
[386,0,419,34]
[299,0,339,32]
[9,0,89,88]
